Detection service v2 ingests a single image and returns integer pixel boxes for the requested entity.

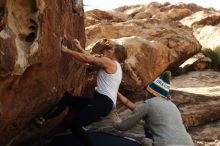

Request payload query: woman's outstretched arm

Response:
[62,39,115,72]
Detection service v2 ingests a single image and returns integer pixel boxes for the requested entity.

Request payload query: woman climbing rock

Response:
[34,38,127,146]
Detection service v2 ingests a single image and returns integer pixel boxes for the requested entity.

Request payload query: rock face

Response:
[194,25,220,50]
[117,2,203,21]
[0,0,85,145]
[180,10,220,27]
[85,4,220,51]
[189,121,220,146]
[171,71,220,97]
[86,19,200,50]
[171,71,220,127]
[180,10,220,50]
[85,9,128,27]
[85,2,206,27]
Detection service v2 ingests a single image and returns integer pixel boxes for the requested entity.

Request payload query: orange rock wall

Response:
[0,0,85,145]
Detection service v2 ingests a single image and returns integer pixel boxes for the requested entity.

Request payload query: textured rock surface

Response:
[86,19,199,49]
[171,71,220,127]
[119,2,201,21]
[86,19,201,68]
[85,4,220,52]
[85,9,128,26]
[189,121,220,146]
[0,0,85,145]
[171,71,220,97]
[181,10,220,50]
[85,2,206,26]
[180,10,220,27]
[194,25,220,50]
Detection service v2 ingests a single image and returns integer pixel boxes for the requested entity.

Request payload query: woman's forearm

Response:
[118,92,136,111]
[126,101,136,111]
[76,45,90,55]
[65,48,93,63]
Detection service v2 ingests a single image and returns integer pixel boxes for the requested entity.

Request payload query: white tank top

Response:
[95,61,122,106]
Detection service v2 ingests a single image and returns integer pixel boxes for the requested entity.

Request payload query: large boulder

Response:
[85,9,129,26]
[86,20,201,62]
[115,2,205,21]
[194,25,220,50]
[171,71,220,127]
[180,10,220,49]
[189,121,220,146]
[180,10,220,27]
[84,2,207,27]
[0,0,85,145]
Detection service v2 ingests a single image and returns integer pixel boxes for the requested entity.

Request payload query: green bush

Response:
[202,46,220,70]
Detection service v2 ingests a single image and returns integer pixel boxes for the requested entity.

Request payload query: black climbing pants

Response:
[43,92,113,146]
[43,92,113,126]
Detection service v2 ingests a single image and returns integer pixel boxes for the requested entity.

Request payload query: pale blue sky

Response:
[84,0,220,11]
